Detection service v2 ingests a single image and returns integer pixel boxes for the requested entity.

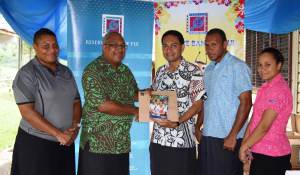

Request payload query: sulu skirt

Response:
[11,127,76,175]
[77,142,130,175]
[249,152,291,175]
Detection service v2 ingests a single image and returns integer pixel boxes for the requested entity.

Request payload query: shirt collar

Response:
[97,55,126,73]
[209,51,230,67]
[32,56,60,69]
[163,56,186,73]
[261,73,283,88]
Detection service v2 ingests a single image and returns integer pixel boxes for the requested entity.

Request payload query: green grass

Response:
[0,87,21,152]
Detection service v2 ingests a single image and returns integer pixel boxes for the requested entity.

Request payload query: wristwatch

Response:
[176,122,180,127]
[73,122,81,128]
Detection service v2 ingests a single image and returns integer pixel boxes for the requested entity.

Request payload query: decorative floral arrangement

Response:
[154,0,245,35]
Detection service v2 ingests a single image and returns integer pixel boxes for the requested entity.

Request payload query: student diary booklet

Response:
[139,91,178,122]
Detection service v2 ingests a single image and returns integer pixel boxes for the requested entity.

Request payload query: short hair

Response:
[103,32,122,44]
[34,28,56,44]
[161,30,184,45]
[259,47,284,66]
[206,28,227,42]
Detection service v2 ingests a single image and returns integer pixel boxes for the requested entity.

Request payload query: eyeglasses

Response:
[103,44,128,50]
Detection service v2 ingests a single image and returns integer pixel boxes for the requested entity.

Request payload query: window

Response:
[245,30,292,89]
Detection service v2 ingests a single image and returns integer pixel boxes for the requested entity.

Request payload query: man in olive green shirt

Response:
[78,32,139,175]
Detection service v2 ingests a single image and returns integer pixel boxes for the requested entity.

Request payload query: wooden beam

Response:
[0,29,18,37]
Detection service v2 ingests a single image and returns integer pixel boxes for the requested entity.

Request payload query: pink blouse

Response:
[249,73,293,157]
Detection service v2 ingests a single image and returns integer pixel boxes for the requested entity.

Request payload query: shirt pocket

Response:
[219,74,231,92]
[127,83,136,95]
[113,83,135,105]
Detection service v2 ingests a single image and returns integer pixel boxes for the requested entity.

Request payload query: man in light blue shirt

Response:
[196,28,252,175]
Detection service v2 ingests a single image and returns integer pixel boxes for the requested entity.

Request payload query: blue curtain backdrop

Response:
[68,0,153,174]
[245,0,300,34]
[1,0,300,61]
[0,0,67,60]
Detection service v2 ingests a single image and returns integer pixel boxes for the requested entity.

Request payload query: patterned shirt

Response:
[80,55,139,154]
[150,57,207,148]
[203,52,253,139]
[249,73,292,156]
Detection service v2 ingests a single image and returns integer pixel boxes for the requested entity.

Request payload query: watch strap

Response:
[73,122,81,127]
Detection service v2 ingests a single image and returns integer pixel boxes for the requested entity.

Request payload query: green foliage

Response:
[158,95,168,100]
[0,41,33,79]
[21,41,34,67]
[0,88,21,152]
[0,43,18,78]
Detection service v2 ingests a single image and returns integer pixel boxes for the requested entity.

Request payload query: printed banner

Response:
[67,0,153,174]
[154,0,245,70]
[154,0,245,152]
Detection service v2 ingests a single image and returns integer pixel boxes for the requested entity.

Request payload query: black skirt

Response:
[149,142,196,175]
[250,152,291,175]
[77,142,130,175]
[11,127,75,175]
[197,136,243,175]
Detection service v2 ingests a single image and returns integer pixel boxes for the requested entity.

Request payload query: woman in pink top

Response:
[239,48,292,175]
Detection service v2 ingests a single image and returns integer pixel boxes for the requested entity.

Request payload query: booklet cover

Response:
[139,91,178,122]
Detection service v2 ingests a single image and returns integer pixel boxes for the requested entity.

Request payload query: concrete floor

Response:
[0,146,13,175]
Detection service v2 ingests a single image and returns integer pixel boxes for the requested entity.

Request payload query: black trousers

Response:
[11,127,75,175]
[250,152,291,175]
[150,142,196,175]
[197,136,243,175]
[77,142,130,175]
